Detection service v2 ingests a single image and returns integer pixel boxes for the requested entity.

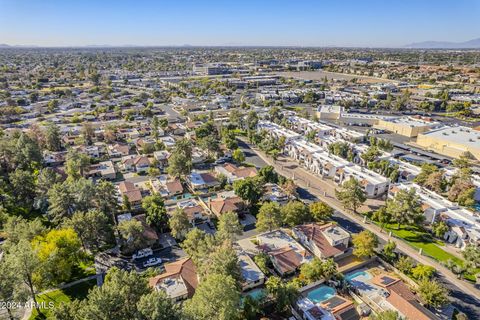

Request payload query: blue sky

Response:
[0,0,479,47]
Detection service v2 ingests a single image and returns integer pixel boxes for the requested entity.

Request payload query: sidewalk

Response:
[247,141,480,298]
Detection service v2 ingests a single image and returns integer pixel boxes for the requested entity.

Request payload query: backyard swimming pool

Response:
[345,270,372,282]
[306,286,336,303]
[245,288,266,301]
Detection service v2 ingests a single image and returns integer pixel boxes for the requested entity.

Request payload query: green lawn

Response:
[380,223,463,264]
[30,279,96,319]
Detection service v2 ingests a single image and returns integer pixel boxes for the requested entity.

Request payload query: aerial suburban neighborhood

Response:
[1,1,480,320]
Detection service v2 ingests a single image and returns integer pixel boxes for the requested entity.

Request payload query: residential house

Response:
[85,160,116,180]
[237,251,265,291]
[108,143,130,158]
[209,196,246,218]
[256,229,310,277]
[214,163,257,183]
[176,199,210,226]
[153,150,170,169]
[293,223,351,260]
[187,171,219,191]
[121,155,151,173]
[118,181,143,209]
[149,258,199,302]
[371,274,441,320]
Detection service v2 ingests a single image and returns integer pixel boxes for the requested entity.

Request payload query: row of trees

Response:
[256,199,334,232]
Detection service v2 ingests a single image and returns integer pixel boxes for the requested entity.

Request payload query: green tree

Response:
[232,148,245,163]
[462,244,480,269]
[184,274,241,320]
[258,165,278,184]
[395,256,414,274]
[432,221,449,238]
[167,138,192,178]
[414,163,438,185]
[181,228,216,265]
[168,208,191,240]
[361,146,381,165]
[256,201,282,232]
[142,194,168,232]
[75,268,156,320]
[217,211,243,242]
[386,188,423,229]
[48,182,76,223]
[368,310,403,320]
[0,256,29,320]
[64,210,114,252]
[65,148,90,180]
[14,132,42,171]
[309,201,334,222]
[352,230,378,258]
[94,180,119,223]
[199,243,242,283]
[281,200,311,227]
[5,240,42,315]
[32,228,82,287]
[371,206,393,231]
[35,168,62,213]
[10,168,36,209]
[265,276,298,313]
[417,279,449,308]
[299,258,337,284]
[335,177,366,213]
[137,291,182,320]
[411,264,435,280]
[382,240,397,261]
[118,219,148,253]
[233,177,262,206]
[254,253,270,275]
[45,122,62,151]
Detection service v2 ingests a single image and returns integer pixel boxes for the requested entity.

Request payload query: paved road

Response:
[239,138,480,318]
[237,139,269,169]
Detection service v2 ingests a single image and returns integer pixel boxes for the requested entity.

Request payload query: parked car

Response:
[132,248,153,260]
[143,257,162,268]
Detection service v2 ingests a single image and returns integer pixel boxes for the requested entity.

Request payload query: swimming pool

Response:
[245,288,266,301]
[345,270,372,282]
[306,286,336,303]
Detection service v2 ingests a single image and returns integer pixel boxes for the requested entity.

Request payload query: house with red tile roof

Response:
[293,223,351,260]
[208,196,245,218]
[118,181,143,209]
[214,163,257,183]
[256,229,311,277]
[371,274,441,320]
[121,155,151,173]
[149,258,198,302]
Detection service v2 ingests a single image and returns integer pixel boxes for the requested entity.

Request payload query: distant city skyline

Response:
[1,0,479,48]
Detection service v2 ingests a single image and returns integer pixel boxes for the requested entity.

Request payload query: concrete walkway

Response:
[245,140,480,300]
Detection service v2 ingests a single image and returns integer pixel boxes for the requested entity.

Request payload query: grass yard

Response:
[30,279,96,319]
[378,223,480,282]
[380,223,464,264]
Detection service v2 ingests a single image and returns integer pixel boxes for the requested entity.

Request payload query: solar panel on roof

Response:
[380,275,397,285]
[322,296,345,309]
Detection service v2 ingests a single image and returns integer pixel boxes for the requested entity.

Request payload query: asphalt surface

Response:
[238,138,480,318]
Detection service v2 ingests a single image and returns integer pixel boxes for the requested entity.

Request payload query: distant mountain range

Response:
[405,38,480,49]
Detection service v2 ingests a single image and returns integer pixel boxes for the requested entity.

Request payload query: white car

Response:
[132,248,153,260]
[143,257,162,268]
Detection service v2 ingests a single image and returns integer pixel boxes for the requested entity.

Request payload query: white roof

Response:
[420,126,480,149]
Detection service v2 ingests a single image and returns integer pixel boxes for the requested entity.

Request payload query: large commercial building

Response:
[416,126,480,160]
[374,117,439,137]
